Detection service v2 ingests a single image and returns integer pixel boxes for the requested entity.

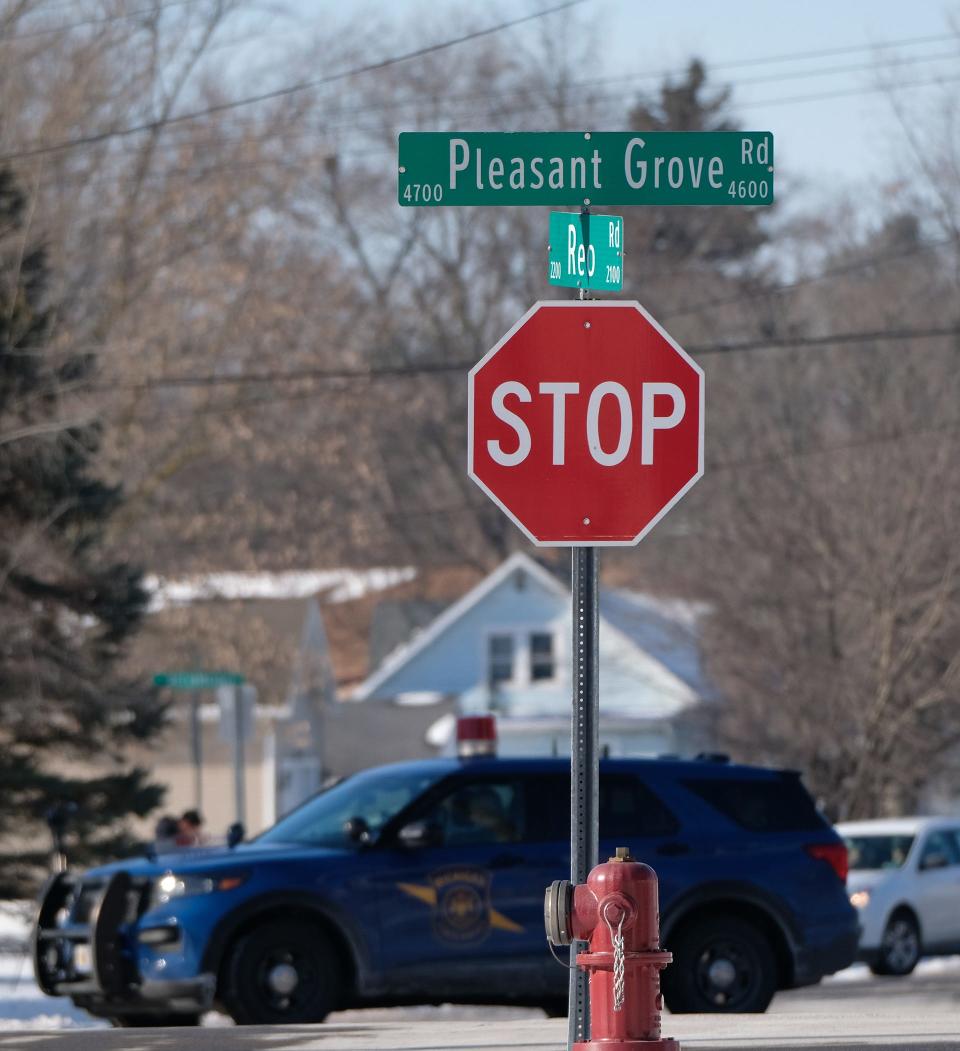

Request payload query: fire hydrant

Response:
[545,847,679,1051]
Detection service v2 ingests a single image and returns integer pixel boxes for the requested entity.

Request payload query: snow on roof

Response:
[599,588,711,698]
[145,567,417,612]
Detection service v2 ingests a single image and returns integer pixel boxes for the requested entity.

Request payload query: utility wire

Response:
[27,35,960,161]
[660,234,960,323]
[0,0,587,163]
[22,56,960,199]
[88,323,960,395]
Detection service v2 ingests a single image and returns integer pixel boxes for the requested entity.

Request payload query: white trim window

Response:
[529,631,556,682]
[487,633,516,688]
[486,628,558,688]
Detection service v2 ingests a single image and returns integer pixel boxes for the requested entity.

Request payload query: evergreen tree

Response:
[0,168,164,894]
[624,60,768,273]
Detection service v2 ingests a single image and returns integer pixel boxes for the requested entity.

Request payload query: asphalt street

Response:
[3,969,959,1050]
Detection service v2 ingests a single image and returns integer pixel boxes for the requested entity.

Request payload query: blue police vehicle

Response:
[33,744,857,1026]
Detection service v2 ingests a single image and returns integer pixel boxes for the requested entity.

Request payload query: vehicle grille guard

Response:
[33,870,146,999]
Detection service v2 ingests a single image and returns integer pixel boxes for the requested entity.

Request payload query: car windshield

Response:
[256,765,445,848]
[844,834,915,871]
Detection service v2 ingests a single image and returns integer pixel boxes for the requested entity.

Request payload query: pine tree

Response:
[625,60,768,270]
[0,168,164,894]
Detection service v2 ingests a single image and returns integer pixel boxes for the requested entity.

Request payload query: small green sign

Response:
[154,671,245,690]
[548,212,623,292]
[398,131,774,208]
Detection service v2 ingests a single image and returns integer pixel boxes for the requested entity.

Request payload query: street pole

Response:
[233,683,246,826]
[189,691,203,812]
[569,545,600,1050]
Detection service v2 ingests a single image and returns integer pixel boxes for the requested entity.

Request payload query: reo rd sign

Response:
[468,302,704,546]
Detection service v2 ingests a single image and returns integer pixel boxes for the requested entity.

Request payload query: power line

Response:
[0,0,587,163]
[21,56,960,199]
[88,323,960,396]
[660,234,960,323]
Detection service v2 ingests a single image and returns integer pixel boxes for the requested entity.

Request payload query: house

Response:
[351,552,711,759]
[122,568,416,838]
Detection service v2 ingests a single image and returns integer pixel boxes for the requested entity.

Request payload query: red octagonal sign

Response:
[468,301,704,546]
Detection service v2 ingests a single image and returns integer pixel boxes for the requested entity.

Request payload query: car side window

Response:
[423,780,524,846]
[919,830,960,870]
[600,776,679,839]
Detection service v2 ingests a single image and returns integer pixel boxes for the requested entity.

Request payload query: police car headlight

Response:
[150,872,246,909]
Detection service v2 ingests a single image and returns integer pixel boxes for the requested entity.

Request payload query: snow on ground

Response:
[0,904,105,1030]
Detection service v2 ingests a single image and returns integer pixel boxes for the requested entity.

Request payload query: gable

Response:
[353,552,567,700]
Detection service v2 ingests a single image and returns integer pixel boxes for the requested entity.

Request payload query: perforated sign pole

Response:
[569,545,600,1048]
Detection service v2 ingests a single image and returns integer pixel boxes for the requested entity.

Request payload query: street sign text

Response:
[548,212,623,291]
[399,131,773,207]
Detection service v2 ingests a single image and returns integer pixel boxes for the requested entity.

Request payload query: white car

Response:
[837,817,960,976]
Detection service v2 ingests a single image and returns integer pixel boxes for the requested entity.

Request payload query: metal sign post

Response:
[154,670,247,818]
[569,545,600,1048]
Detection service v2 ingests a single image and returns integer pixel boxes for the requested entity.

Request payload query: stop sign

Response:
[468,301,703,546]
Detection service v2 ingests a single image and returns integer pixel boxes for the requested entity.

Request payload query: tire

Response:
[221,918,343,1025]
[542,999,567,1018]
[662,915,777,1013]
[870,912,920,977]
[110,1014,200,1027]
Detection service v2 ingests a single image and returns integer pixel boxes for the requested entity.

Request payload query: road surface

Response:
[2,967,959,1049]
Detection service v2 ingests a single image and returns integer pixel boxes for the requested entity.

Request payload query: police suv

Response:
[34,735,857,1026]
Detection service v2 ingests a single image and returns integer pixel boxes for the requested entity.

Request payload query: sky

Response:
[262,0,958,215]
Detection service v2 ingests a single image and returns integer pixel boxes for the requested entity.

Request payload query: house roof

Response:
[599,589,710,698]
[351,552,704,714]
[368,599,451,673]
[352,552,567,700]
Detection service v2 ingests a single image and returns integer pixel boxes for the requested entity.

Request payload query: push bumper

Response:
[33,871,215,1020]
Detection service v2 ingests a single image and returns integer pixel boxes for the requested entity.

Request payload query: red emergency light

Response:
[456,715,497,758]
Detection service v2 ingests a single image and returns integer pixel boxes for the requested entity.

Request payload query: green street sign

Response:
[398,131,774,208]
[154,671,245,690]
[548,211,623,292]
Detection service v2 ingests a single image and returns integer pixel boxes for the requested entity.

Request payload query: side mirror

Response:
[397,820,442,850]
[343,816,373,846]
[921,852,949,871]
[227,822,245,849]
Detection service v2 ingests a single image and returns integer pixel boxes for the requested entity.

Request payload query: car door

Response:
[373,773,565,999]
[912,829,960,947]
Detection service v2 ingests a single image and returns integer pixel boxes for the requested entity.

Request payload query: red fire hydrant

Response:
[545,847,679,1051]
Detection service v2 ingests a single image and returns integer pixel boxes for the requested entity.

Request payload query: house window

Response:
[488,634,515,687]
[530,632,555,681]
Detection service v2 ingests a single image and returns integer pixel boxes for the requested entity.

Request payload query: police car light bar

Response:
[457,715,497,758]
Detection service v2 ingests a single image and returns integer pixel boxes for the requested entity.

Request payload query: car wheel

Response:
[222,918,342,1025]
[110,1014,200,1027]
[542,999,567,1018]
[870,912,920,977]
[662,915,777,1013]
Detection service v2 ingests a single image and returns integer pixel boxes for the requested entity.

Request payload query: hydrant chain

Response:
[610,913,625,1012]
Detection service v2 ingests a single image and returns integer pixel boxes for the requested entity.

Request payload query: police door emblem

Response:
[397,866,524,944]
[432,867,490,943]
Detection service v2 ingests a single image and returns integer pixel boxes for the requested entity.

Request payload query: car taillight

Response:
[805,842,848,882]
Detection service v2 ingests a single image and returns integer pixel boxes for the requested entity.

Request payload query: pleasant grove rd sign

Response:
[468,302,704,546]
[399,131,773,207]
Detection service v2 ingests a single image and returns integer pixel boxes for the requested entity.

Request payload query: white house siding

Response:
[360,555,698,732]
[360,564,569,700]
